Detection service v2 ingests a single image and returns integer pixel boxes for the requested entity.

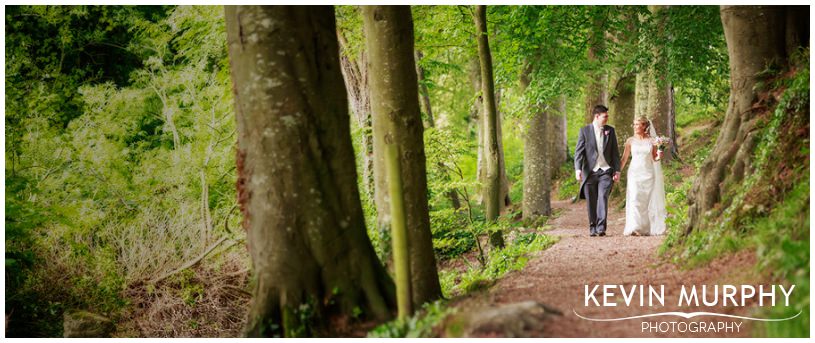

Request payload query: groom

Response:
[574,105,621,237]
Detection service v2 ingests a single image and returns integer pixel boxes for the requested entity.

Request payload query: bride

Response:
[621,117,667,236]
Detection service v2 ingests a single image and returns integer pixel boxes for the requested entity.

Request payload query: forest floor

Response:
[441,198,765,338]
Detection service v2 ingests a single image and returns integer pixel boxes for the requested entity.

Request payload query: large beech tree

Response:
[362,5,442,310]
[687,5,808,231]
[225,6,395,337]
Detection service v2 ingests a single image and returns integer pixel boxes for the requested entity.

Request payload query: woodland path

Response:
[446,199,761,338]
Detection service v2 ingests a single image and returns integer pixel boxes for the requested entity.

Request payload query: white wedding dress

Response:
[623,132,667,236]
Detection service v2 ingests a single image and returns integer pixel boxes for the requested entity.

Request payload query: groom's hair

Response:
[592,105,609,116]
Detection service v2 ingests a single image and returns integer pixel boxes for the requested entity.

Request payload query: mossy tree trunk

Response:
[471,55,511,213]
[474,5,504,248]
[522,107,552,221]
[634,67,650,119]
[611,74,636,142]
[519,63,552,221]
[225,6,395,337]
[687,5,808,232]
[363,5,443,310]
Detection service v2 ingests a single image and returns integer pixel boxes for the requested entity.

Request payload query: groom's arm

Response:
[574,127,586,180]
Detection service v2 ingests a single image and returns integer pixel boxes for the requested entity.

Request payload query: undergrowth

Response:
[369,215,558,338]
[660,49,809,338]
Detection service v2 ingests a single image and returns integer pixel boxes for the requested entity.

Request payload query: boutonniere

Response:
[603,130,609,136]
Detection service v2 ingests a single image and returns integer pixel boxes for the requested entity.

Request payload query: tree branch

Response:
[149,235,237,284]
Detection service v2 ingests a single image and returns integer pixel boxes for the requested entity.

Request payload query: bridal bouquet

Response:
[654,136,671,161]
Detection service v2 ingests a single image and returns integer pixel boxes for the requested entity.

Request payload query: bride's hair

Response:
[635,117,650,136]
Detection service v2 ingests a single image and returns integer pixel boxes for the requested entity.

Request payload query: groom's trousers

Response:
[584,168,613,235]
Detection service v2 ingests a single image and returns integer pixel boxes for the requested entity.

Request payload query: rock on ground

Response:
[63,310,114,338]
[444,301,562,337]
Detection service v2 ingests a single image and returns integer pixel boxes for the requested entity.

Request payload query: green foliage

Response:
[335,6,364,61]
[5,6,237,337]
[664,6,729,106]
[171,269,205,307]
[658,171,693,255]
[491,6,595,104]
[441,228,558,298]
[674,87,725,128]
[425,127,478,210]
[412,5,478,131]
[554,163,580,201]
[424,127,482,261]
[5,6,169,134]
[753,180,809,337]
[368,300,454,338]
[429,209,476,260]
[638,6,729,106]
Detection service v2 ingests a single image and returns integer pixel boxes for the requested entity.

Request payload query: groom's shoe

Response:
[598,232,606,237]
[590,232,597,237]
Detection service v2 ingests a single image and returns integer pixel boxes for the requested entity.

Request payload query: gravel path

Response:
[448,199,762,338]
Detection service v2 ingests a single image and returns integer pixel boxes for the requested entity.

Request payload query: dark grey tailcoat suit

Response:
[574,124,621,235]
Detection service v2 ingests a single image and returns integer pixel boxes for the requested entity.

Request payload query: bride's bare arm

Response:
[620,138,632,171]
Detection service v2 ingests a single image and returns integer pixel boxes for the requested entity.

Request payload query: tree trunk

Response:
[495,91,512,212]
[610,73,636,142]
[363,5,443,309]
[550,95,568,175]
[471,47,511,214]
[634,67,650,119]
[584,17,608,124]
[474,5,504,248]
[414,50,435,128]
[687,5,807,232]
[646,73,673,162]
[470,56,484,191]
[641,5,675,162]
[225,6,395,337]
[522,109,551,220]
[338,31,375,206]
[557,96,568,165]
[609,72,636,198]
[384,141,412,319]
[519,64,551,221]
[667,86,679,159]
